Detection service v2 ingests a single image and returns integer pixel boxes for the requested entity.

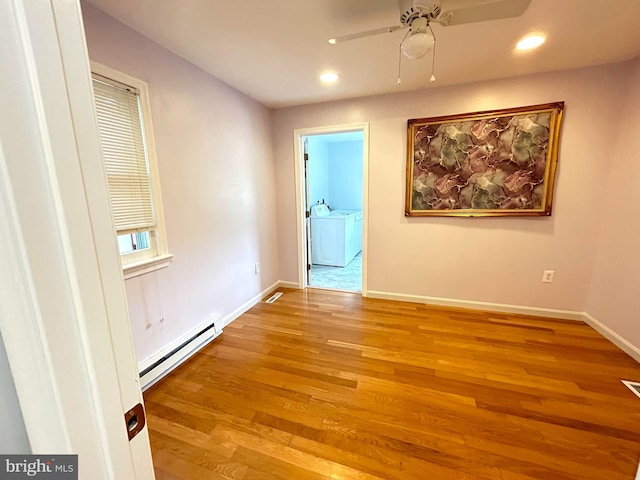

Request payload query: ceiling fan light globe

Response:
[401,32,434,59]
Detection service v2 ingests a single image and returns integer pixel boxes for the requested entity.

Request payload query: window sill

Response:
[123,253,173,280]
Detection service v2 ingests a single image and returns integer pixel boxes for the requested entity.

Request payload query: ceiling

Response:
[84,0,640,108]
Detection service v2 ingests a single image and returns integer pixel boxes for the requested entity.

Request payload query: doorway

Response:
[294,124,369,294]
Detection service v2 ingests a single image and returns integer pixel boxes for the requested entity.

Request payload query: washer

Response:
[311,205,362,267]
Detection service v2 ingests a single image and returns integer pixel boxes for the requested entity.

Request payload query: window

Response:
[91,63,171,279]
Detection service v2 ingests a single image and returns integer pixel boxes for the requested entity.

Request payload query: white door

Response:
[303,137,313,285]
[0,1,154,478]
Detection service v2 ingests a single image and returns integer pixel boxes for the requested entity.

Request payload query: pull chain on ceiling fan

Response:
[329,0,531,85]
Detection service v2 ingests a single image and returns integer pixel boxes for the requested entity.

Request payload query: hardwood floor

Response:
[144,288,640,480]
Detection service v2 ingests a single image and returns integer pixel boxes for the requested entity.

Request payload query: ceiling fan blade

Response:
[436,0,531,26]
[329,25,405,44]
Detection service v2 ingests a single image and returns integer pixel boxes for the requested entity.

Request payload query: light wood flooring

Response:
[144,288,640,480]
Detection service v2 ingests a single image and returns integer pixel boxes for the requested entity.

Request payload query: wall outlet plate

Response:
[542,270,554,283]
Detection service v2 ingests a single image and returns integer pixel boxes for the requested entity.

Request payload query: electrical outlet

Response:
[542,270,555,283]
[254,263,260,275]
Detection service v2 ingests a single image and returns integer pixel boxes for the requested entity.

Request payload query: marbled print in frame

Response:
[405,102,564,217]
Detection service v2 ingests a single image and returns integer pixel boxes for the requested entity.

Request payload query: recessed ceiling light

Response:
[320,72,340,83]
[516,34,546,51]
[328,38,337,45]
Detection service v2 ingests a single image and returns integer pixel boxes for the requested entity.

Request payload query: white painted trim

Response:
[140,281,283,389]
[293,123,370,294]
[366,292,640,363]
[123,253,174,280]
[293,132,305,289]
[621,380,640,400]
[583,313,640,363]
[366,290,585,321]
[90,61,171,276]
[0,137,70,453]
[275,282,640,365]
[221,281,281,327]
[361,125,370,296]
[1,0,154,477]
[138,282,640,393]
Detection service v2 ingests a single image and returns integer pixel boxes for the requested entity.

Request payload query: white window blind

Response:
[92,74,155,234]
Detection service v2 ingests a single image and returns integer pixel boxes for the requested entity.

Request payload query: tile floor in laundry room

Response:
[309,252,362,292]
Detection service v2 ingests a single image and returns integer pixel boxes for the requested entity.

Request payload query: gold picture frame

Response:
[405,102,564,217]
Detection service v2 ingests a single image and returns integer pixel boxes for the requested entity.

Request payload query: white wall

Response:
[274,63,629,313]
[308,137,364,211]
[585,57,640,347]
[307,136,330,207]
[82,3,279,364]
[328,140,364,211]
[0,334,29,453]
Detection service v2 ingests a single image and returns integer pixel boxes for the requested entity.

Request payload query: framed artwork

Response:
[405,102,564,217]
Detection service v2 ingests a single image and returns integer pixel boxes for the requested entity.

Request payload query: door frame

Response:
[293,124,370,295]
[0,1,154,478]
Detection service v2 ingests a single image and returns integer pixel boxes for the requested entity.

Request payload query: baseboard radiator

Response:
[139,321,222,390]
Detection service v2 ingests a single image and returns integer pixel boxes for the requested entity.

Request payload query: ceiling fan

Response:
[329,0,531,83]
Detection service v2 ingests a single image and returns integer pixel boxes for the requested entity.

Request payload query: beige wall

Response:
[82,3,279,363]
[82,0,639,361]
[586,58,640,346]
[273,63,630,312]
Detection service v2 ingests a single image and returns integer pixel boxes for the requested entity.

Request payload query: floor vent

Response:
[265,292,283,304]
[622,380,640,399]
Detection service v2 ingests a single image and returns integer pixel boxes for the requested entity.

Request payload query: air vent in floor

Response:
[265,292,283,304]
[622,380,640,399]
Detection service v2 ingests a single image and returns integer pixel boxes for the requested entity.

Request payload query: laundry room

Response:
[306,131,364,291]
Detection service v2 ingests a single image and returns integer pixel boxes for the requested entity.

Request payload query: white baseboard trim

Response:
[277,280,300,289]
[582,312,640,363]
[366,290,584,321]
[221,280,281,328]
[138,284,640,390]
[140,281,283,390]
[366,290,640,363]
